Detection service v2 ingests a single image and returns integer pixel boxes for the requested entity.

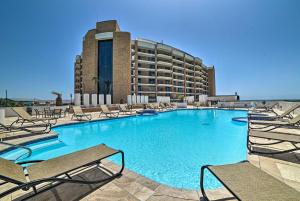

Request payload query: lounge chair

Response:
[250,103,300,120]
[152,103,163,111]
[194,102,201,109]
[0,122,51,134]
[164,102,175,109]
[200,161,300,201]
[119,104,132,115]
[272,103,300,118]
[247,130,300,155]
[100,105,119,118]
[0,144,124,199]
[159,102,167,110]
[249,102,279,114]
[11,107,57,126]
[146,103,155,110]
[71,106,92,121]
[249,114,300,131]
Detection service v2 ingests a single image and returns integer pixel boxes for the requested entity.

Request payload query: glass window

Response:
[98,40,113,102]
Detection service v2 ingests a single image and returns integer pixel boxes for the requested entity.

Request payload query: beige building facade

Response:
[74,20,216,103]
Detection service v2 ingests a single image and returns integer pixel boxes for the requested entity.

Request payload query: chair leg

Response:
[200,166,210,201]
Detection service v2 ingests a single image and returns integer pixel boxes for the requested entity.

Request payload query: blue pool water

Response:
[1,109,247,189]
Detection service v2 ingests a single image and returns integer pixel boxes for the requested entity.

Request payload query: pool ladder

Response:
[0,141,32,161]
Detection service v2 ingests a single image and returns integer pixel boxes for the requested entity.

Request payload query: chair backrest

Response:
[0,158,27,184]
[12,107,33,120]
[119,104,127,111]
[268,102,279,109]
[167,103,173,107]
[280,104,300,117]
[147,104,154,109]
[290,114,300,124]
[153,103,159,108]
[72,106,83,114]
[101,105,110,113]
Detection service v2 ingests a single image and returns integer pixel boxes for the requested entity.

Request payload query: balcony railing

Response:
[157,66,172,73]
[138,59,155,64]
[172,58,184,64]
[157,54,172,60]
[137,51,155,57]
[157,61,172,67]
[173,65,184,70]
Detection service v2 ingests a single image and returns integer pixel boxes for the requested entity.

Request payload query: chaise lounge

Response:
[119,104,132,115]
[249,114,300,131]
[0,144,124,199]
[0,122,51,135]
[200,161,300,201]
[247,130,300,155]
[71,106,92,121]
[12,107,57,126]
[250,103,300,120]
[100,105,119,118]
[249,102,279,114]
[164,102,175,109]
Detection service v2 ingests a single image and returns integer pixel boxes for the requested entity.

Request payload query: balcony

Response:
[195,71,202,76]
[157,66,172,73]
[137,51,155,57]
[185,62,194,67]
[173,71,184,76]
[186,74,194,78]
[173,65,184,70]
[157,54,172,60]
[138,59,155,64]
[173,85,184,88]
[137,72,156,79]
[138,86,156,91]
[173,77,184,81]
[138,67,156,72]
[157,91,173,94]
[172,58,184,64]
[157,61,172,67]
[157,83,172,87]
[157,75,172,80]
[185,67,194,72]
[138,83,156,86]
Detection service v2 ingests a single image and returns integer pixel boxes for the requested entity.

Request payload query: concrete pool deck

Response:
[0,107,300,201]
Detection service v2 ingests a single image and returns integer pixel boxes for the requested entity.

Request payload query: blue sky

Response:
[0,0,299,100]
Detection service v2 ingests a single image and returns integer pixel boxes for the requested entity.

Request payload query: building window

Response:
[149,79,155,84]
[98,40,113,103]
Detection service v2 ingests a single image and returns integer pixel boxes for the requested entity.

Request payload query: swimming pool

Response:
[1,109,248,189]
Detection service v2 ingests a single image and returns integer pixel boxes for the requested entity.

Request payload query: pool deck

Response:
[1,107,300,201]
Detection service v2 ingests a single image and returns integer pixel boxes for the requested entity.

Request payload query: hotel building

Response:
[74,20,216,104]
